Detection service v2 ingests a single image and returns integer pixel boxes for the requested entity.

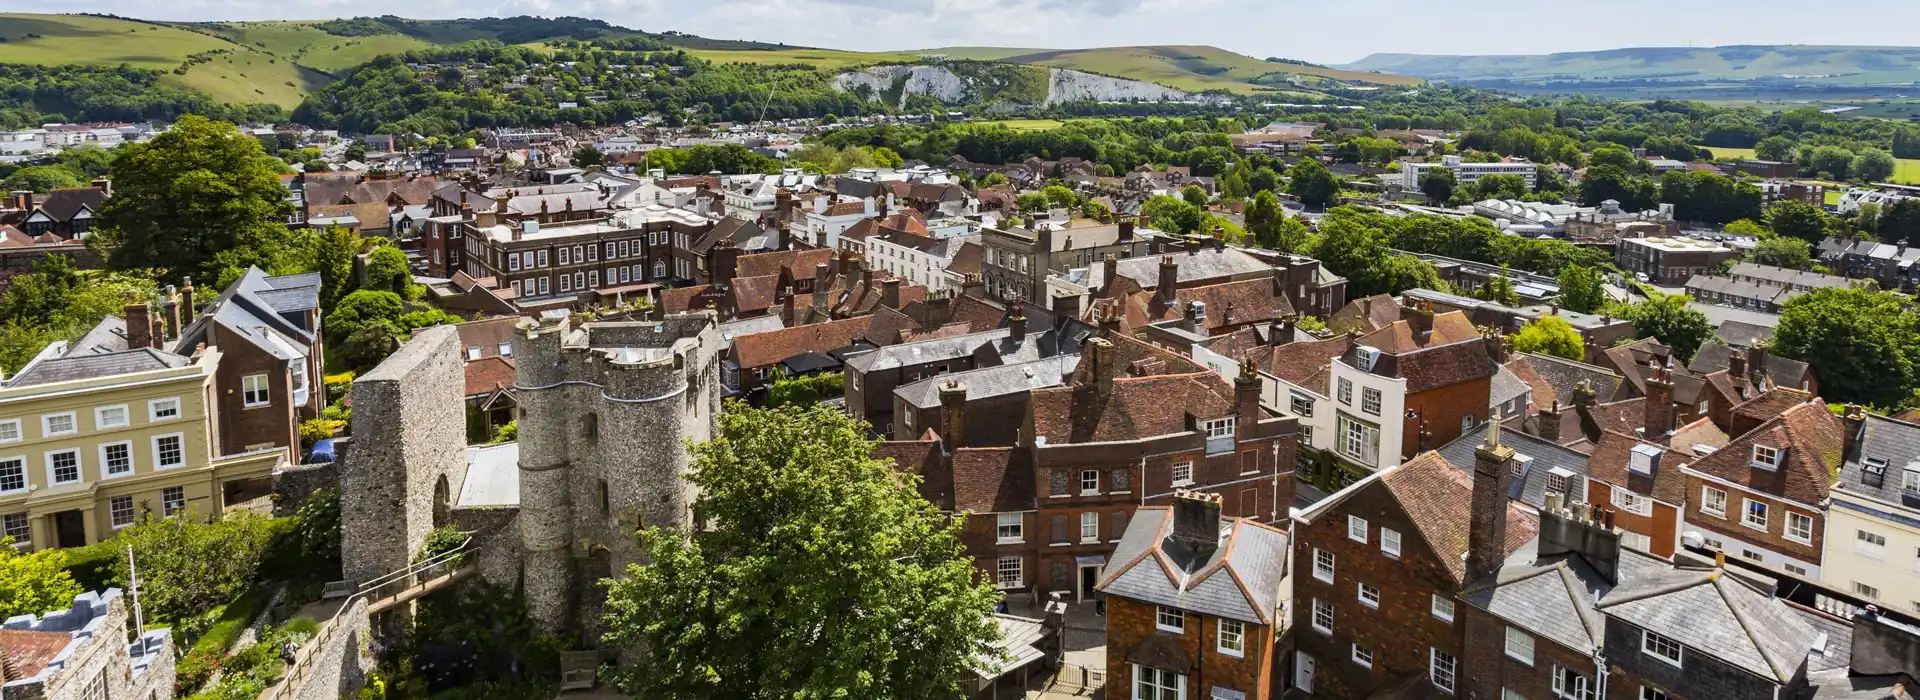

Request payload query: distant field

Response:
[1826,190,1844,206]
[925,47,1047,61]
[1706,147,1757,160]
[976,119,1065,131]
[685,47,923,71]
[1896,159,1920,184]
[169,50,328,106]
[194,21,439,74]
[0,13,229,70]
[988,45,1418,95]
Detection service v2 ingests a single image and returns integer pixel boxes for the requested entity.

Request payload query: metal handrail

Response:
[257,535,475,700]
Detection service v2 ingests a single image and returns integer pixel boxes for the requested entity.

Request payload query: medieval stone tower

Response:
[514,312,722,634]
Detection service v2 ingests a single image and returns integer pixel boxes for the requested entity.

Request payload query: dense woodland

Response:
[0,64,282,128]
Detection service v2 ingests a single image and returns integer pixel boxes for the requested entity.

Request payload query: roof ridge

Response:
[1711,574,1795,682]
[1556,563,1602,650]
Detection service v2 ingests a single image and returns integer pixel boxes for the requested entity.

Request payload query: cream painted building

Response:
[1824,413,1920,614]
[0,342,282,551]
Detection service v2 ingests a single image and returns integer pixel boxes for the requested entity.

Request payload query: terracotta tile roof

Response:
[863,305,920,346]
[1248,334,1353,385]
[730,316,873,370]
[738,248,835,281]
[1537,397,1648,453]
[0,629,72,681]
[946,294,1006,334]
[1685,399,1844,505]
[1031,372,1230,445]
[952,447,1035,513]
[464,355,517,398]
[947,241,984,277]
[730,274,781,313]
[876,437,949,509]
[878,211,930,237]
[453,317,522,359]
[1394,339,1498,394]
[824,201,870,217]
[1586,429,1690,505]
[1355,311,1479,353]
[661,285,718,314]
[900,322,976,343]
[1382,452,1540,586]
[1329,294,1399,335]
[1508,353,1627,408]
[1734,387,1814,428]
[1174,279,1292,332]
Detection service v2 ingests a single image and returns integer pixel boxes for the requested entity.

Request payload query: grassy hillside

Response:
[984,45,1420,94]
[684,47,926,71]
[1341,45,1920,84]
[926,47,1047,61]
[0,13,327,106]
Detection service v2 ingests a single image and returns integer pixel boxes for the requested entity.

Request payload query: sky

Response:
[18,0,1920,65]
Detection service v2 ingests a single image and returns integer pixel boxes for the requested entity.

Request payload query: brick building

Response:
[1680,392,1844,578]
[170,268,324,460]
[1098,493,1290,700]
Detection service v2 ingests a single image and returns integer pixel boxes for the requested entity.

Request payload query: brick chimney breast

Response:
[1170,490,1224,562]
[1467,416,1517,583]
[939,380,968,448]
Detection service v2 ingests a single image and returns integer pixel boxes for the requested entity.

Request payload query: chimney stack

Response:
[1747,345,1771,389]
[1081,337,1118,396]
[1269,314,1294,345]
[1235,357,1260,427]
[1170,490,1224,561]
[1156,255,1178,303]
[1535,401,1563,441]
[1007,311,1027,339]
[124,302,155,350]
[1117,216,1135,241]
[1843,404,1868,464]
[882,278,902,309]
[1645,360,1675,442]
[162,285,182,340]
[939,380,968,448]
[1729,349,1748,380]
[1101,254,1119,295]
[1467,416,1517,583]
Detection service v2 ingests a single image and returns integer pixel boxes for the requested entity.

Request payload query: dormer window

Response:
[1630,443,1663,475]
[1863,458,1887,487]
[1751,445,1782,470]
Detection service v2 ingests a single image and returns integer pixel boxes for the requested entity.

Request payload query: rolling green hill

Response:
[0,13,328,106]
[1340,45,1920,85]
[945,44,1422,93]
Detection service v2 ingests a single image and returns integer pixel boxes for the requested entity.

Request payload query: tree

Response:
[1246,190,1285,248]
[1755,135,1795,162]
[1512,315,1584,360]
[1248,166,1280,194]
[571,145,605,167]
[111,513,275,624]
[0,539,82,620]
[311,226,359,313]
[1475,266,1519,306]
[1617,292,1715,362]
[56,145,112,179]
[1,165,84,192]
[1473,174,1528,201]
[1804,145,1854,180]
[1556,265,1607,314]
[1419,167,1456,205]
[1774,287,1920,408]
[1041,185,1078,210]
[1852,149,1897,183]
[1722,219,1768,237]
[1577,164,1656,210]
[978,172,1008,187]
[601,403,999,699]
[1765,200,1830,244]
[94,115,295,285]
[1287,159,1339,209]
[1141,195,1204,235]
[1181,184,1209,208]
[1879,198,1920,246]
[1751,236,1814,270]
[366,245,411,294]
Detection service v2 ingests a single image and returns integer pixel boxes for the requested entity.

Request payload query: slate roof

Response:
[1097,506,1290,625]
[1490,364,1531,412]
[1597,568,1820,682]
[1834,413,1920,505]
[1461,540,1672,657]
[173,267,321,362]
[1091,248,1270,291]
[34,186,106,222]
[845,325,1079,374]
[1714,320,1774,349]
[6,347,192,388]
[66,316,129,356]
[1689,340,1814,389]
[895,355,1078,410]
[1437,425,1592,510]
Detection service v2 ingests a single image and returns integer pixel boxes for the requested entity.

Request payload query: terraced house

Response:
[0,343,282,550]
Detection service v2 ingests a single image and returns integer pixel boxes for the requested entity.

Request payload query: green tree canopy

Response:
[1181,184,1209,208]
[571,145,605,167]
[1512,315,1584,360]
[1,164,84,193]
[111,513,275,624]
[0,539,83,620]
[1852,149,1897,183]
[1418,167,1456,205]
[1617,292,1716,362]
[1751,236,1814,270]
[1764,200,1830,245]
[1246,190,1286,249]
[1473,173,1528,202]
[1773,287,1920,408]
[1556,265,1607,314]
[602,403,999,699]
[94,115,296,285]
[1287,159,1339,209]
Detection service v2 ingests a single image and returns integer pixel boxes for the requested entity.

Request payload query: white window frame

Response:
[1311,598,1333,635]
[1856,529,1887,559]
[1171,461,1193,487]
[996,512,1023,544]
[1382,528,1402,558]
[162,486,186,517]
[1337,377,1352,405]
[1358,582,1380,609]
[559,246,570,265]
[46,448,81,486]
[94,405,129,430]
[109,495,135,529]
[1080,469,1100,496]
[1641,630,1683,668]
[1742,498,1769,531]
[241,373,272,407]
[1361,387,1381,416]
[508,254,521,272]
[1352,643,1374,669]
[152,433,185,470]
[1505,626,1535,666]
[1552,665,1590,700]
[1217,619,1245,657]
[1131,664,1185,700]
[0,456,26,494]
[2,512,28,543]
[0,419,19,443]
[1313,548,1334,583]
[41,412,76,437]
[1156,606,1185,634]
[1080,511,1099,544]
[1338,413,1381,466]
[1430,647,1457,694]
[1785,511,1814,545]
[1432,594,1455,623]
[1640,688,1669,700]
[1348,515,1368,543]
[148,398,181,422]
[1701,486,1727,518]
[1203,417,1236,438]
[98,441,133,479]
[1751,444,1781,469]
[1854,581,1880,599]
[994,556,1021,589]
[536,250,549,267]
[1611,488,1651,517]
[560,274,572,292]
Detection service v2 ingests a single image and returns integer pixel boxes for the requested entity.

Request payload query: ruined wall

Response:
[339,326,470,585]
[283,599,373,700]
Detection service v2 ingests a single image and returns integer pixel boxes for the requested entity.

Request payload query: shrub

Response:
[55,539,119,591]
[299,419,344,448]
[175,649,220,696]
[415,525,466,568]
[112,514,274,624]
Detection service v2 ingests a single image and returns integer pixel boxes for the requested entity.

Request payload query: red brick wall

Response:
[1105,597,1277,699]
[1587,480,1681,559]
[1292,484,1463,699]
[209,325,298,458]
[1682,474,1824,565]
[956,512,1035,591]
[1403,378,1492,459]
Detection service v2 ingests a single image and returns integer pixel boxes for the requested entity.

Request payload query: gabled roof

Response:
[1437,425,1591,510]
[1029,336,1218,445]
[730,317,873,370]
[1690,340,1814,390]
[34,186,106,222]
[1247,334,1353,387]
[1328,294,1399,335]
[952,447,1035,513]
[1380,452,1540,586]
[737,248,834,280]
[1685,398,1845,505]
[172,267,320,360]
[464,355,517,398]
[1506,352,1626,409]
[1597,568,1819,682]
[1837,413,1920,503]
[1585,429,1691,505]
[1097,506,1290,625]
[6,347,191,388]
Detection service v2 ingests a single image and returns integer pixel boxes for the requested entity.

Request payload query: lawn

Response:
[1894,158,1920,185]
[976,119,1065,131]
[1706,147,1757,160]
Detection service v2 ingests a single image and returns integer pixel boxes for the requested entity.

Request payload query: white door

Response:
[1294,652,1316,694]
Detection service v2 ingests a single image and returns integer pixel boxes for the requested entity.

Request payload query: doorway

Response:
[1077,564,1103,603]
[1294,652,1316,694]
[53,510,86,548]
